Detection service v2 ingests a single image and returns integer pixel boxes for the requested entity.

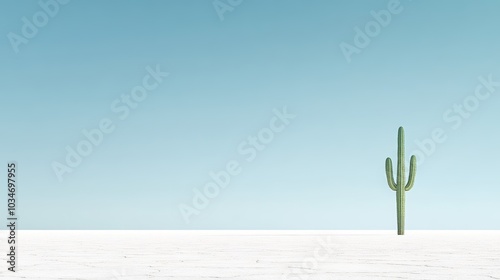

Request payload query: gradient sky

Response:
[1,0,499,230]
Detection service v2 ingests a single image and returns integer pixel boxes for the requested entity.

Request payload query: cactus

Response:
[385,127,417,235]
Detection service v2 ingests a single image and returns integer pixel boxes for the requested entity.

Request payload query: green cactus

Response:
[385,127,417,235]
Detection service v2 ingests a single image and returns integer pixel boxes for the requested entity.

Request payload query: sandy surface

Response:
[0,230,499,279]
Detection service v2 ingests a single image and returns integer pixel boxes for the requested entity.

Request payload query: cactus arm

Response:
[385,158,397,191]
[405,155,417,191]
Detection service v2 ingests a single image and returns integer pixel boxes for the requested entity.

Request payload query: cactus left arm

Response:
[405,155,417,191]
[385,158,397,191]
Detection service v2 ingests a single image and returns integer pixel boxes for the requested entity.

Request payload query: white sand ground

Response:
[0,231,499,279]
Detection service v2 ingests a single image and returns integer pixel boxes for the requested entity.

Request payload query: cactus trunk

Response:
[385,127,417,235]
[396,188,405,235]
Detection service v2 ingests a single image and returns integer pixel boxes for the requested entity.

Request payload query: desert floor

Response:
[0,230,499,279]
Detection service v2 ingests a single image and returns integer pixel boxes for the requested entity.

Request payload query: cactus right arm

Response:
[405,155,417,191]
[385,158,397,191]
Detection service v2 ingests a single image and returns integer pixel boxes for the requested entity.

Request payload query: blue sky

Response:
[1,0,499,229]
